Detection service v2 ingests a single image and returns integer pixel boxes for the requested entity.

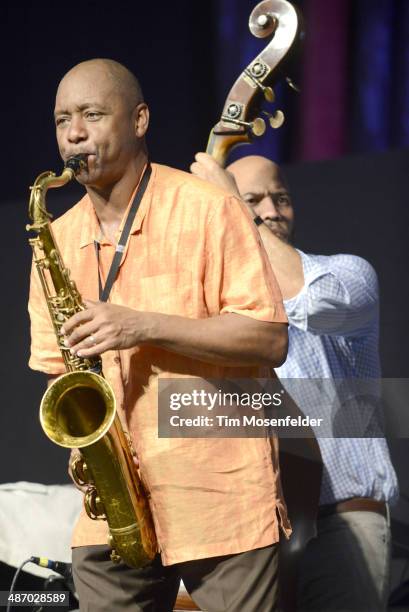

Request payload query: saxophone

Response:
[27,155,158,567]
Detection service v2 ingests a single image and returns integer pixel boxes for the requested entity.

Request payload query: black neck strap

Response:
[95,163,152,302]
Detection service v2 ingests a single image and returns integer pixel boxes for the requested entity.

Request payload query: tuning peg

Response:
[263,110,285,129]
[285,77,300,93]
[244,65,275,102]
[269,110,285,128]
[263,86,275,103]
[221,112,266,137]
[250,117,266,136]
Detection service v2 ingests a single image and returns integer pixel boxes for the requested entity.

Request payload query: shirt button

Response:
[114,356,120,364]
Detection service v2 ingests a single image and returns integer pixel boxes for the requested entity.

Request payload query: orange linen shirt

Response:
[29,163,291,565]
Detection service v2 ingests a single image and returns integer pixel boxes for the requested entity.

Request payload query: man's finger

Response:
[190,161,205,178]
[69,331,102,355]
[195,152,215,167]
[76,338,112,358]
[64,321,99,347]
[61,308,94,335]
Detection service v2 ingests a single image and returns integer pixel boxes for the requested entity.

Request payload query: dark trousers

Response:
[72,543,279,612]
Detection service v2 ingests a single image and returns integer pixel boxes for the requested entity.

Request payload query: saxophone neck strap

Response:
[95,163,152,302]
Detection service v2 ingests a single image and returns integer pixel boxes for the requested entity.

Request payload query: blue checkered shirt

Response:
[275,251,399,505]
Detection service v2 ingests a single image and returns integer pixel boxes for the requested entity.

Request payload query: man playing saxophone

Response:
[28,58,290,612]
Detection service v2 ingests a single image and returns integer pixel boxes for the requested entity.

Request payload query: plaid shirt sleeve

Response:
[284,251,378,337]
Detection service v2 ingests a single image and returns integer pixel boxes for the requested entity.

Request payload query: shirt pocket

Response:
[136,271,194,317]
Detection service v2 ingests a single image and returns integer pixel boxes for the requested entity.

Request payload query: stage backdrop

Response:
[2,0,409,203]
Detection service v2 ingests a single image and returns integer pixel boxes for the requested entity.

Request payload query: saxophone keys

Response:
[108,536,121,564]
[110,549,121,564]
[85,488,106,520]
[71,454,89,486]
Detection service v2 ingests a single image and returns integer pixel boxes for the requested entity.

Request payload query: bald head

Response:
[57,59,144,112]
[227,156,294,243]
[227,156,287,193]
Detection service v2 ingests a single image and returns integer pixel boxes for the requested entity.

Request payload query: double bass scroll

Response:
[207,0,301,166]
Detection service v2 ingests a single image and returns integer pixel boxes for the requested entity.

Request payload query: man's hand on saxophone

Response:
[61,299,154,357]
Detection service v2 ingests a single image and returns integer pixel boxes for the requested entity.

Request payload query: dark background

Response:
[1,1,219,201]
[2,0,409,199]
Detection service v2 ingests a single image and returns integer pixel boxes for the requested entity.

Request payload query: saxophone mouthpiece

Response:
[65,154,88,174]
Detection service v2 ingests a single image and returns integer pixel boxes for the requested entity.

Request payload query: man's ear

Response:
[134,103,149,138]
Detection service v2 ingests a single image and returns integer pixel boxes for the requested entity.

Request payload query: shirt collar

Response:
[79,163,155,249]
